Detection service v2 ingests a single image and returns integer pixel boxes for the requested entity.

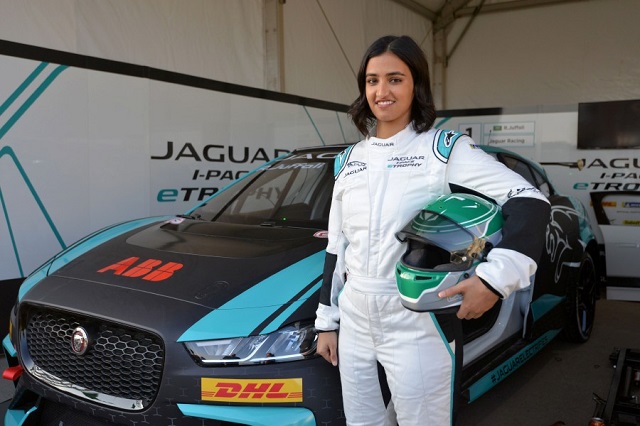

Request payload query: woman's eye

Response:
[366,78,377,85]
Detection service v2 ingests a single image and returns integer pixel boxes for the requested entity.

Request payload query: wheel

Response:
[562,252,597,343]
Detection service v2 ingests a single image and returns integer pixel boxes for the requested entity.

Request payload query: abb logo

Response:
[97,257,183,282]
[201,378,303,403]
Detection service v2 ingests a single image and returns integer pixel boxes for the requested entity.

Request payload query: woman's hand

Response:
[316,330,339,366]
[438,275,500,320]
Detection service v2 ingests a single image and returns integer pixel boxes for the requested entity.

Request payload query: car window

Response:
[530,168,553,198]
[497,154,553,198]
[190,152,335,226]
[499,155,537,186]
[235,169,296,214]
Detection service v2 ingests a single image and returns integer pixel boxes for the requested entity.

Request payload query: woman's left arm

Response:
[444,136,551,301]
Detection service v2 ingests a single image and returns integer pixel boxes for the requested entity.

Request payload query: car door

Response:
[459,152,554,343]
[494,153,585,340]
[590,191,640,301]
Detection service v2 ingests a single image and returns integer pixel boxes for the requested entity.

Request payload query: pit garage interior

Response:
[1,0,640,425]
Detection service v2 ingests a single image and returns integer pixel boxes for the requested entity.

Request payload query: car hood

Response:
[21,217,327,341]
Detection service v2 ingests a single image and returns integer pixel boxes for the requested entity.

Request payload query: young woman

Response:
[314,35,551,425]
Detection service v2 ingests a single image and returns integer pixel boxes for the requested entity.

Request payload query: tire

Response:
[562,252,597,343]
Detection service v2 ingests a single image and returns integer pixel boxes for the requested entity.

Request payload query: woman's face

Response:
[365,51,414,138]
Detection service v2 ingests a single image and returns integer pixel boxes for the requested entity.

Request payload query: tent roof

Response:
[391,0,589,29]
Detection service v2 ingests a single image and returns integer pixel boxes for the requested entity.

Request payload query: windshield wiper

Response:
[176,213,202,220]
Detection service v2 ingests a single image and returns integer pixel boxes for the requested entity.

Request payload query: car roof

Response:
[479,144,549,178]
[291,143,548,178]
[291,144,352,154]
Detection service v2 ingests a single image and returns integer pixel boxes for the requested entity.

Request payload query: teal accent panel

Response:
[430,313,456,424]
[335,111,347,143]
[0,63,69,277]
[434,117,451,129]
[303,105,325,146]
[436,130,463,160]
[177,404,316,426]
[530,294,565,322]
[4,406,38,426]
[178,251,324,342]
[260,279,322,334]
[567,195,597,244]
[18,216,169,300]
[333,145,353,177]
[0,146,66,256]
[0,62,48,116]
[0,185,23,275]
[0,64,68,140]
[467,329,560,402]
[3,334,16,357]
[17,265,49,301]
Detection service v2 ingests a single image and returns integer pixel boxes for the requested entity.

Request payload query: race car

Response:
[2,143,601,425]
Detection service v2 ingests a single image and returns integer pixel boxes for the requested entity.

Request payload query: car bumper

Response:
[3,403,316,426]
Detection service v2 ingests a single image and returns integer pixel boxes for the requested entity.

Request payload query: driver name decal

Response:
[98,257,183,281]
[201,378,303,403]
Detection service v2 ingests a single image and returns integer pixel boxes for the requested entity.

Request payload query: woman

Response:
[314,35,550,425]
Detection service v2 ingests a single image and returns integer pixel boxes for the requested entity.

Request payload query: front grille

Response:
[25,308,164,409]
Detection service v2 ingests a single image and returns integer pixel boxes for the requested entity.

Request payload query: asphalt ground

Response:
[457,298,640,426]
[2,298,639,425]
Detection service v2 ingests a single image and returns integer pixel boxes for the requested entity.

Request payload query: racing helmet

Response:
[395,193,503,313]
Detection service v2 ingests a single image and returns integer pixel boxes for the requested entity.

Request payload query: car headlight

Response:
[184,321,318,366]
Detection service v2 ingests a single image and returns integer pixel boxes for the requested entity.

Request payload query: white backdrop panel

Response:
[0,54,356,281]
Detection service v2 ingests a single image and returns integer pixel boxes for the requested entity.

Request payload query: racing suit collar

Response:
[368,123,415,149]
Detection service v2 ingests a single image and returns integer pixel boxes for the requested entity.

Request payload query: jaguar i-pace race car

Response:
[2,143,601,426]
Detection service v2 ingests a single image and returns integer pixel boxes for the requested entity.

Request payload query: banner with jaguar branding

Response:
[0,50,359,284]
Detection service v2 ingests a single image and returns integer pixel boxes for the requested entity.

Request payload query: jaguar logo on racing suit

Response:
[345,161,367,177]
[371,141,394,147]
[386,155,425,169]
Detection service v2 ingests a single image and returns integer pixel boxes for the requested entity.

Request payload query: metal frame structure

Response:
[593,348,640,425]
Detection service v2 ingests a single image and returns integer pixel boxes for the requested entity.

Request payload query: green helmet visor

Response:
[397,210,477,253]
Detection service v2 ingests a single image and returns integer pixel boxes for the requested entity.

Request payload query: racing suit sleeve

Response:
[445,137,551,299]
[314,150,350,332]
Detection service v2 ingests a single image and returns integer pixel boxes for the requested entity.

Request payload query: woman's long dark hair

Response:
[348,35,436,137]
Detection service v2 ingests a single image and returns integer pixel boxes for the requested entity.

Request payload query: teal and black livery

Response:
[2,143,601,426]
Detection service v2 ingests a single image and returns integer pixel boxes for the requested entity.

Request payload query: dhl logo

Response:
[201,378,303,403]
[98,257,183,281]
[601,201,617,207]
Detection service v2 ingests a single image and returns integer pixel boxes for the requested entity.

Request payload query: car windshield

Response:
[188,150,339,228]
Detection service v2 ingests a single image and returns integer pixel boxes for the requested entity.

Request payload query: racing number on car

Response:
[98,257,183,281]
[201,378,303,403]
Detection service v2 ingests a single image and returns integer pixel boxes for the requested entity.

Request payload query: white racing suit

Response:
[315,124,551,426]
